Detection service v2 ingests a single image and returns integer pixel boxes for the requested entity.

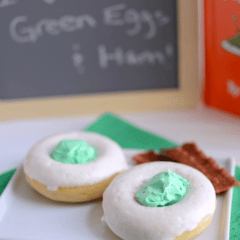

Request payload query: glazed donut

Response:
[23,131,128,202]
[102,161,216,240]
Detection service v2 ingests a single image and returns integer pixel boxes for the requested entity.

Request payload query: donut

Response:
[23,131,128,202]
[102,161,216,240]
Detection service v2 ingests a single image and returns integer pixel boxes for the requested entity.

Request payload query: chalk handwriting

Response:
[42,0,56,4]
[72,44,85,74]
[165,43,174,57]
[98,44,173,69]
[0,0,57,8]
[10,15,97,43]
[8,4,171,43]
[0,0,17,8]
[103,3,170,39]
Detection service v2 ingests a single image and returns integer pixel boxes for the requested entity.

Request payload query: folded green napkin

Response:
[84,112,178,150]
[0,168,16,196]
[0,112,239,239]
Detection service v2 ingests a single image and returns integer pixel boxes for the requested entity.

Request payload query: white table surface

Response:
[1,105,240,174]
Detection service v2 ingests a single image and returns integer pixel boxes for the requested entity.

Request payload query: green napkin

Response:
[230,166,240,239]
[0,168,16,196]
[0,112,239,239]
[84,112,178,150]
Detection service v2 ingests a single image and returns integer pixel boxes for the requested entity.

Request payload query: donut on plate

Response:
[102,161,216,240]
[23,131,128,202]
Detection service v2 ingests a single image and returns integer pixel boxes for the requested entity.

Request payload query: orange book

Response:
[204,0,240,116]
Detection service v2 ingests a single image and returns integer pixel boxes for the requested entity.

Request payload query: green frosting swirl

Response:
[136,170,189,207]
[50,139,96,164]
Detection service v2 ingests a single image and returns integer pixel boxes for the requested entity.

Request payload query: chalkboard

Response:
[0,0,178,99]
[0,0,199,120]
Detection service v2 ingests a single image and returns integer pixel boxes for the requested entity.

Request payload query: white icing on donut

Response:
[102,161,216,240]
[23,132,128,191]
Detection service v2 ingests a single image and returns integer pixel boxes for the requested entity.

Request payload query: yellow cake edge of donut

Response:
[174,200,217,240]
[25,171,124,202]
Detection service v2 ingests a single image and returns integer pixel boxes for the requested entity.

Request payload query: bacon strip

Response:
[133,143,239,193]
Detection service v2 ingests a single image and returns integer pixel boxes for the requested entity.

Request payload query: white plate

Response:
[0,150,235,240]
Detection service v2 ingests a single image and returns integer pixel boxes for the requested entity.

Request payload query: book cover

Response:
[204,0,240,116]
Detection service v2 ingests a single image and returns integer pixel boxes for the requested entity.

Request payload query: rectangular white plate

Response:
[0,150,235,240]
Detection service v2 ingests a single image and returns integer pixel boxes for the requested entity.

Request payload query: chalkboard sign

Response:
[0,0,199,120]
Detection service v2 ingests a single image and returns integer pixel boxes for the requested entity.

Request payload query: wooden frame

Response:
[0,0,199,121]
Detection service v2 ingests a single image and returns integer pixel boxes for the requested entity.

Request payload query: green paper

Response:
[136,170,189,207]
[50,139,96,164]
[84,112,178,150]
[230,166,240,239]
[0,168,17,195]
